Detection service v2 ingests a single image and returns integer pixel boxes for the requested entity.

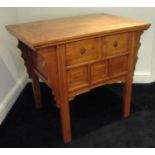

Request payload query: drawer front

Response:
[66,38,100,66]
[67,66,89,90]
[91,61,108,83]
[102,33,129,57]
[110,56,128,77]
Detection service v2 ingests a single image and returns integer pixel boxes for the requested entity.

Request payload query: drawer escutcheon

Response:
[113,41,118,48]
[80,47,86,55]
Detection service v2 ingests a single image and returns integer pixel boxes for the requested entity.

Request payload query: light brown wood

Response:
[6,13,150,143]
[110,55,128,77]
[102,32,129,57]
[31,72,42,109]
[6,14,150,49]
[67,66,89,90]
[66,38,100,66]
[91,61,108,83]
[57,44,72,143]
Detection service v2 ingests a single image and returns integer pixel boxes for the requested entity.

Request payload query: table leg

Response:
[32,72,42,109]
[123,79,132,118]
[59,100,72,143]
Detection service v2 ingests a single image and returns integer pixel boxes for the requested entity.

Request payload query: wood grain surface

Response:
[6,14,150,49]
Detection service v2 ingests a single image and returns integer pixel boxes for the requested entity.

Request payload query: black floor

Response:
[0,82,155,147]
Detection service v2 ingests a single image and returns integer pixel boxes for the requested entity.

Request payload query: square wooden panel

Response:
[66,38,100,66]
[102,33,129,57]
[67,66,89,90]
[91,61,108,83]
[31,52,48,79]
[110,55,128,77]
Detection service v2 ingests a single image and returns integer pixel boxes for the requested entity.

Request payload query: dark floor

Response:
[0,82,155,148]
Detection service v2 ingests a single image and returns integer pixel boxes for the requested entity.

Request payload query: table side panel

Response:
[31,46,60,106]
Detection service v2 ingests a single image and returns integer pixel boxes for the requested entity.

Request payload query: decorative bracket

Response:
[18,41,33,78]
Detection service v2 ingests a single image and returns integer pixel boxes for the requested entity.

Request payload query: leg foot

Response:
[123,80,132,118]
[59,101,72,143]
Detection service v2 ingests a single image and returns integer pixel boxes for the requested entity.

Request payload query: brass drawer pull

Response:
[113,41,118,48]
[80,48,86,55]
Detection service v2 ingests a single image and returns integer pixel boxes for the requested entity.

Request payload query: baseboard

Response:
[133,72,153,83]
[0,73,28,125]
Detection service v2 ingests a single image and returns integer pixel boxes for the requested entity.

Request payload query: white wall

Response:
[0,8,28,123]
[0,7,155,124]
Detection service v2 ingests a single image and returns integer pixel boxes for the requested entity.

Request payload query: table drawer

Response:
[102,33,129,57]
[67,66,89,90]
[66,38,100,66]
[110,55,128,77]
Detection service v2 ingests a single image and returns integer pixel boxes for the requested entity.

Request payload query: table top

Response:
[6,13,150,49]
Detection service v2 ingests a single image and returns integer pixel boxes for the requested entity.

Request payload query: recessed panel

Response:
[67,66,89,90]
[102,33,129,57]
[66,38,100,66]
[110,56,128,77]
[91,61,108,83]
[32,52,48,79]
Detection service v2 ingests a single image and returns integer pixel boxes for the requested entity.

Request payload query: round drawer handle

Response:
[113,41,118,48]
[80,48,86,55]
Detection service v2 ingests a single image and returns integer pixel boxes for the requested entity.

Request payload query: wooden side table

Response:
[6,14,150,143]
